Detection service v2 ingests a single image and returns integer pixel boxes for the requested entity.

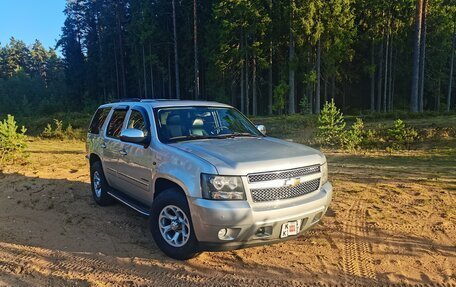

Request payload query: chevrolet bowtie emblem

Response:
[285,177,301,187]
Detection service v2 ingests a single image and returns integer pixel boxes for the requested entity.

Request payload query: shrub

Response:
[42,123,53,138]
[344,118,364,150]
[0,114,28,163]
[387,119,419,150]
[316,99,346,147]
[41,119,78,140]
[299,95,311,114]
[361,128,386,149]
[272,81,288,115]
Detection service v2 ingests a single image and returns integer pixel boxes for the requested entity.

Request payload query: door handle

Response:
[119,150,127,156]
[101,143,107,149]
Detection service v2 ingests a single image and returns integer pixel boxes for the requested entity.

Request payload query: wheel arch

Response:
[153,177,187,199]
[89,153,102,167]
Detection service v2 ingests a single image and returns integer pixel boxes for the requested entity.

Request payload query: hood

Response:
[169,137,325,175]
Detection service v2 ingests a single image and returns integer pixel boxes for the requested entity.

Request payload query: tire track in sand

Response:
[0,242,316,287]
[342,201,377,285]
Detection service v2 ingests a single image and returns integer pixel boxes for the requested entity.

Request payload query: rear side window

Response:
[89,107,111,134]
[106,110,127,139]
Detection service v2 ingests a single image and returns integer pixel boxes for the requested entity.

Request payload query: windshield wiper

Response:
[217,133,258,138]
[168,135,223,142]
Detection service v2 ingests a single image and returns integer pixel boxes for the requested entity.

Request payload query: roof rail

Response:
[140,99,181,102]
[110,98,142,103]
[109,98,182,103]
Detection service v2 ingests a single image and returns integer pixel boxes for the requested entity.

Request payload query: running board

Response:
[108,190,151,216]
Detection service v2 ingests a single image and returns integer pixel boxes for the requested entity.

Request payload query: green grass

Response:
[252,113,456,147]
[2,111,455,145]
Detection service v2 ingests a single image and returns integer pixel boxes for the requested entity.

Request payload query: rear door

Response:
[116,106,154,205]
[102,106,129,189]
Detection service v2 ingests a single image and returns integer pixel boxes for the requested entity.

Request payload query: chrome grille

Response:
[250,178,320,202]
[248,165,320,183]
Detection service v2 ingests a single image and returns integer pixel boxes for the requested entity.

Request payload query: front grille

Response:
[247,165,320,183]
[250,178,320,202]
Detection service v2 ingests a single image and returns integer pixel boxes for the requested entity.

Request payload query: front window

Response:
[127,110,149,136]
[154,106,262,143]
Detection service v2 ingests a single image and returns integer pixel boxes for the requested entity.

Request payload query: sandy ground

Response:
[0,139,455,287]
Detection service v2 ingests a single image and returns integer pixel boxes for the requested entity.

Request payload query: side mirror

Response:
[256,125,266,135]
[120,128,150,146]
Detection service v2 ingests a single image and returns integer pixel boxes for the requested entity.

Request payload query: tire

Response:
[150,189,200,260]
[90,161,115,206]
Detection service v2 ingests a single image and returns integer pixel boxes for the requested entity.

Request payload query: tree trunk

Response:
[116,2,127,98]
[447,26,455,112]
[377,32,384,112]
[142,44,147,98]
[149,44,155,99]
[288,1,295,114]
[167,48,172,98]
[193,0,200,99]
[268,44,273,115]
[410,0,423,112]
[331,75,335,100]
[309,83,314,114]
[245,44,250,116]
[114,48,120,99]
[162,73,165,98]
[324,74,328,103]
[418,0,427,112]
[288,29,295,114]
[252,53,257,116]
[383,21,389,113]
[388,36,394,112]
[231,79,237,107]
[315,37,321,113]
[240,34,245,114]
[370,38,375,111]
[172,0,181,99]
[436,77,441,111]
[391,52,396,111]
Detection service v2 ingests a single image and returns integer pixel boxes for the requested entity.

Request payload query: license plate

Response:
[280,221,300,238]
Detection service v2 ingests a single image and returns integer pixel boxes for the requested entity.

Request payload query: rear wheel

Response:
[150,189,199,260]
[90,161,115,206]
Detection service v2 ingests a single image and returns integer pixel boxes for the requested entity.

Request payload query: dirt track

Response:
[0,139,455,286]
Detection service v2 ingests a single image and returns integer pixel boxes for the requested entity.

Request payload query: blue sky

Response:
[0,0,66,51]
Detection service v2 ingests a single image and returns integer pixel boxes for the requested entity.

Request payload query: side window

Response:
[88,107,111,134]
[127,110,149,136]
[106,109,127,139]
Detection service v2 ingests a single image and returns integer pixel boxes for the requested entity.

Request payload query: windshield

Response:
[153,106,263,143]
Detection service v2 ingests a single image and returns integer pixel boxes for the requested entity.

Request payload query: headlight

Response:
[321,162,328,184]
[201,174,245,200]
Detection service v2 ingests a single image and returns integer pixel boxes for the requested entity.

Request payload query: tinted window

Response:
[107,110,127,139]
[127,110,149,136]
[88,108,111,134]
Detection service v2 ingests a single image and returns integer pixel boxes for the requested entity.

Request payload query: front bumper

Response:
[189,181,333,251]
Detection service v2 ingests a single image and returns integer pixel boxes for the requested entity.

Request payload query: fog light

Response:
[254,226,272,238]
[217,228,228,239]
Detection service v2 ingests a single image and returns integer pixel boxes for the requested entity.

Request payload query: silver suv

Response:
[86,99,332,260]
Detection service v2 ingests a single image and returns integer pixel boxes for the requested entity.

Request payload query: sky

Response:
[0,0,66,51]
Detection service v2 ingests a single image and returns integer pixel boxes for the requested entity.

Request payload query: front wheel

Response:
[150,189,199,260]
